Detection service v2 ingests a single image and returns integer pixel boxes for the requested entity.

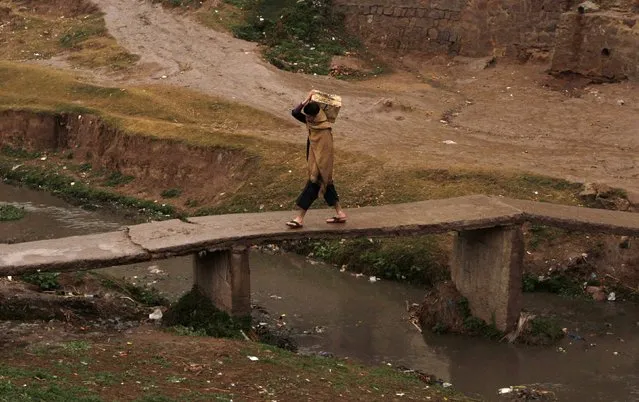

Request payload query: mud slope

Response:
[88,0,639,193]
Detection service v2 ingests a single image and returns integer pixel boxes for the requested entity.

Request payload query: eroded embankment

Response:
[0,110,256,205]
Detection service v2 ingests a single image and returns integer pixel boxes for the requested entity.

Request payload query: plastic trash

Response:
[247,356,259,361]
[149,309,163,320]
[498,387,513,394]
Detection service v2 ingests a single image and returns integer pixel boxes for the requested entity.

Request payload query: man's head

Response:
[303,101,320,116]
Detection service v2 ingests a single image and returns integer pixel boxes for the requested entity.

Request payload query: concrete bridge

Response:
[1,195,638,331]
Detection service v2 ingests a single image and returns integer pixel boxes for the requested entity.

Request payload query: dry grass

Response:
[0,0,137,69]
[193,0,247,32]
[0,61,587,215]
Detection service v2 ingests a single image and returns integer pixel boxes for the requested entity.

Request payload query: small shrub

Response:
[161,188,182,198]
[163,288,250,338]
[104,171,134,187]
[0,204,25,221]
[21,272,60,291]
[228,0,359,75]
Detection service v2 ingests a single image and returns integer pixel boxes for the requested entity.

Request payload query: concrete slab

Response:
[496,197,639,236]
[127,195,524,255]
[0,230,148,276]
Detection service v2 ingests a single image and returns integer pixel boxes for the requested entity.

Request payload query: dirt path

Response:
[91,0,639,194]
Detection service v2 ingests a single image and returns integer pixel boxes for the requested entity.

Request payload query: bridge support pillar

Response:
[451,225,523,332]
[193,247,251,316]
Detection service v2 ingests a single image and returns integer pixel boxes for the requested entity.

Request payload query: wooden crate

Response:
[311,90,342,123]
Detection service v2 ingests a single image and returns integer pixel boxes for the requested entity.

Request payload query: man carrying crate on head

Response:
[286,90,347,229]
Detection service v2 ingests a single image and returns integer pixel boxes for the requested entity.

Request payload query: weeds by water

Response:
[284,235,449,286]
[162,288,251,338]
[0,157,176,220]
[96,274,169,307]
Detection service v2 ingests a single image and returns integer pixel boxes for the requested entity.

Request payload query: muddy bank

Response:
[0,110,255,206]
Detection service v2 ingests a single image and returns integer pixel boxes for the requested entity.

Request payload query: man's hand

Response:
[303,90,315,105]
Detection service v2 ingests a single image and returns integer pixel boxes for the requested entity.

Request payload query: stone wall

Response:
[333,0,467,54]
[334,0,639,80]
[333,0,573,58]
[550,11,639,80]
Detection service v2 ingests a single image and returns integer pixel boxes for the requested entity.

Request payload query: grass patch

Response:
[0,204,25,221]
[0,335,472,401]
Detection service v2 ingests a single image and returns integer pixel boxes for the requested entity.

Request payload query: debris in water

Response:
[149,309,163,320]
[498,387,513,394]
[340,264,347,272]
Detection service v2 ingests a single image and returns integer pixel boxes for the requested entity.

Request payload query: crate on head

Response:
[310,90,342,123]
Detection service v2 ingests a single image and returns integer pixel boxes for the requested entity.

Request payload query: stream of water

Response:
[1,182,638,401]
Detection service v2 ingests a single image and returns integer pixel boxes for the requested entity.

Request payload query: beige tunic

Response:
[305,109,334,194]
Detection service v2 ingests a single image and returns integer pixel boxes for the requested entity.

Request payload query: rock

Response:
[149,308,163,320]
[577,1,600,13]
[626,190,639,211]
[586,286,606,301]
[579,182,597,198]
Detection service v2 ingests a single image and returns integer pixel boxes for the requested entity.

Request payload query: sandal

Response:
[326,216,347,224]
[286,220,303,229]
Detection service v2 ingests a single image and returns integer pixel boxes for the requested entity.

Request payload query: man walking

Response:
[286,90,347,228]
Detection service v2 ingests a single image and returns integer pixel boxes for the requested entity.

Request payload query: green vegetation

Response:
[0,156,176,220]
[162,289,251,338]
[104,171,135,187]
[286,235,449,285]
[522,272,584,297]
[457,298,502,339]
[96,274,170,306]
[228,0,359,75]
[160,188,182,199]
[524,316,565,345]
[21,272,60,291]
[0,204,25,221]
[0,335,471,401]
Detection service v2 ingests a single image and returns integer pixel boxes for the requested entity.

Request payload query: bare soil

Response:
[64,0,639,196]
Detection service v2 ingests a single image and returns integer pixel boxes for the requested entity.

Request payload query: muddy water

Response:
[2,184,638,401]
